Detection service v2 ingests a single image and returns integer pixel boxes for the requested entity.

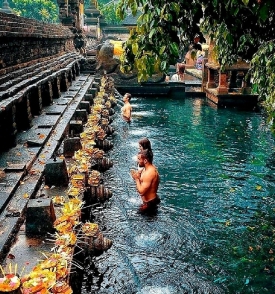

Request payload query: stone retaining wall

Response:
[0,12,83,151]
[0,12,75,70]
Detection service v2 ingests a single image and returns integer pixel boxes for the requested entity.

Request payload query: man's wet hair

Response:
[139,137,152,151]
[125,93,132,101]
[138,138,153,161]
[139,149,153,163]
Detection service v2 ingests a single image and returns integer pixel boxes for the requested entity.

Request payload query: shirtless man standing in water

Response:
[131,149,160,214]
[121,93,132,122]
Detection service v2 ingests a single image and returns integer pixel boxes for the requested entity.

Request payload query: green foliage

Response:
[11,0,59,23]
[98,2,123,25]
[97,0,110,5]
[116,0,275,119]
[117,0,203,81]
[250,41,275,128]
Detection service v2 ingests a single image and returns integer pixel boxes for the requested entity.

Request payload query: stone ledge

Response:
[0,12,73,39]
[185,68,203,80]
[0,75,94,262]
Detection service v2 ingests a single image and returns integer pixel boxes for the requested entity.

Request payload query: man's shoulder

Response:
[147,165,158,175]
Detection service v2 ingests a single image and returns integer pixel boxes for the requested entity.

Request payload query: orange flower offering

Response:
[81,142,96,155]
[55,232,77,247]
[82,222,99,237]
[92,104,103,113]
[101,109,109,117]
[54,220,73,234]
[52,195,65,206]
[51,282,72,294]
[62,201,83,217]
[21,269,55,294]
[105,101,111,109]
[67,186,82,198]
[71,173,86,189]
[0,274,20,292]
[55,259,68,280]
[88,170,101,186]
[78,160,90,173]
[93,98,104,105]
[55,246,73,256]
[86,114,100,124]
[54,214,79,227]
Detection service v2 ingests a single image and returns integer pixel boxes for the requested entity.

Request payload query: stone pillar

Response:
[56,0,84,30]
[63,137,82,157]
[0,105,17,151]
[15,93,33,131]
[69,120,83,136]
[67,68,73,84]
[229,70,237,88]
[44,158,69,187]
[206,68,216,89]
[72,63,77,80]
[41,80,53,106]
[26,199,56,235]
[60,71,69,92]
[201,58,208,92]
[52,76,61,98]
[75,62,80,75]
[29,86,43,116]
[217,71,228,94]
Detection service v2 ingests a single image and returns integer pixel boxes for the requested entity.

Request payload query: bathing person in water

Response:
[131,149,160,214]
[138,137,153,161]
[121,92,132,122]
[138,138,154,172]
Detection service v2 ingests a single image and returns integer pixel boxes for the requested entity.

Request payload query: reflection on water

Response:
[137,286,177,294]
[135,232,165,248]
[82,96,275,294]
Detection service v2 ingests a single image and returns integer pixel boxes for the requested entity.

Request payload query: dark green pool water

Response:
[83,96,275,294]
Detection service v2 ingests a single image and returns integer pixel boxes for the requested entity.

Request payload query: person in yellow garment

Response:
[109,40,125,56]
[131,149,160,214]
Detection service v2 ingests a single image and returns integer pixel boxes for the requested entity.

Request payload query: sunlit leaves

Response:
[130,0,138,15]
[170,3,180,15]
[148,28,156,39]
[250,40,275,128]
[99,2,123,25]
[11,0,59,23]
[169,42,179,57]
[159,46,166,55]
[132,42,138,55]
[160,60,168,72]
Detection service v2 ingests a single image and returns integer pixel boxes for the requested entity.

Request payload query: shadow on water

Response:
[81,96,275,294]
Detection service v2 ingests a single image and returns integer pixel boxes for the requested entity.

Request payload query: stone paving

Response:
[0,74,94,270]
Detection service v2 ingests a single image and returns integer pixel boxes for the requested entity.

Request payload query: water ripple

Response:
[82,96,275,294]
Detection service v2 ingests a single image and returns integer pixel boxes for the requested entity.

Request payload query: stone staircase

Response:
[0,74,100,262]
[0,52,83,151]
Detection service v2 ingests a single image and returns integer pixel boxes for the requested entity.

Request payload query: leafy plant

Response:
[10,0,59,23]
[98,2,124,25]
[116,0,275,119]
